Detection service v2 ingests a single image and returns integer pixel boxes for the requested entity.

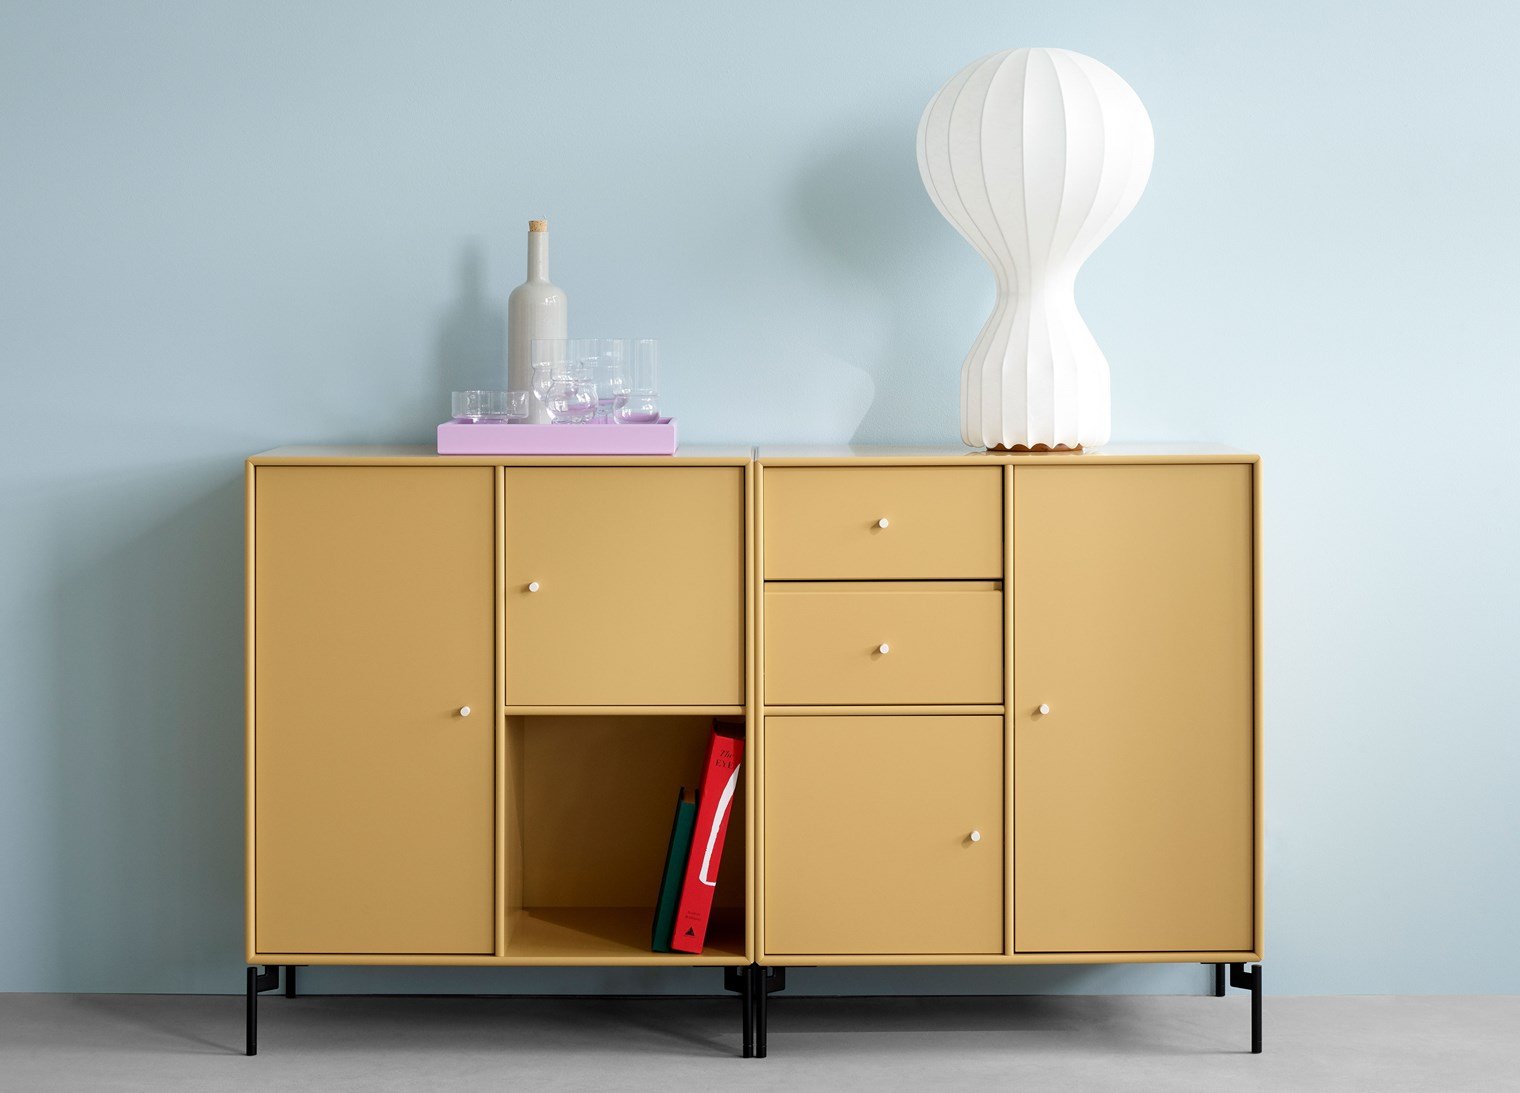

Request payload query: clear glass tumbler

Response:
[613,339,661,423]
[589,338,630,423]
[502,390,531,421]
[452,390,514,422]
[531,338,582,422]
[543,364,596,424]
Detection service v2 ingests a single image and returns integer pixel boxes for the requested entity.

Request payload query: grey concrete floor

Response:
[0,993,1515,1092]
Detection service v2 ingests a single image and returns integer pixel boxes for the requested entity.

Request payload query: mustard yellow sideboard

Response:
[245,444,1262,1057]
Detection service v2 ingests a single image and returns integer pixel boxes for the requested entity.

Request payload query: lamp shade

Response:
[917,48,1153,450]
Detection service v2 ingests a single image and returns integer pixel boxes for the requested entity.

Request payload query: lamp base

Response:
[988,443,1084,453]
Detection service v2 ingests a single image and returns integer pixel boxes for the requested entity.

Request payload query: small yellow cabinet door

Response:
[1013,464,1255,953]
[765,716,1003,956]
[503,467,744,706]
[254,467,495,955]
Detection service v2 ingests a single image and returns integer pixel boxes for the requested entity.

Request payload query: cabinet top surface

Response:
[755,444,1258,465]
[248,444,755,466]
[248,443,1257,467]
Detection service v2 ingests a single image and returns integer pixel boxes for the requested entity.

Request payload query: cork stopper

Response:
[528,219,547,233]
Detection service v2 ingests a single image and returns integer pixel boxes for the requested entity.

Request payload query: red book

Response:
[669,723,744,954]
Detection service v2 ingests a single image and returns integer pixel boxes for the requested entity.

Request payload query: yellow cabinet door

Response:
[1013,465,1255,953]
[503,467,744,706]
[253,467,495,955]
[764,716,1003,956]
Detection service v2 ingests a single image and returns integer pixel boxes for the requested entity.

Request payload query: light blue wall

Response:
[2,0,1516,997]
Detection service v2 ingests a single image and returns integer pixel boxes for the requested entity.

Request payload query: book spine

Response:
[651,790,697,952]
[669,726,744,954]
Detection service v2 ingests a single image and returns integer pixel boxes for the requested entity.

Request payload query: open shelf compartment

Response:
[502,714,748,964]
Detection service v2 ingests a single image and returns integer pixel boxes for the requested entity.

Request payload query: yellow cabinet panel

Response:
[253,467,495,955]
[1013,465,1255,953]
[763,466,1002,579]
[764,582,1003,705]
[503,468,744,706]
[764,716,1003,956]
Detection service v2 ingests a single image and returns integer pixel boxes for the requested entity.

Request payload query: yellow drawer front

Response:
[764,715,1004,956]
[763,466,1002,579]
[764,582,1003,705]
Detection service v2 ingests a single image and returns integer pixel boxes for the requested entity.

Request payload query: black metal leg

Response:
[284,966,297,999]
[1213,962,1226,997]
[755,965,785,1058]
[1250,966,1262,1054]
[1228,963,1262,1054]
[245,965,280,1056]
[742,967,754,1058]
[245,967,256,1056]
[723,966,754,1058]
[755,967,768,1059]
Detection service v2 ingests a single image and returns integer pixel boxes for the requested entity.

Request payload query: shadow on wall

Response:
[435,240,508,419]
[44,468,245,991]
[787,120,979,447]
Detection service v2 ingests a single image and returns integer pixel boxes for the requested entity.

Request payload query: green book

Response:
[651,787,698,952]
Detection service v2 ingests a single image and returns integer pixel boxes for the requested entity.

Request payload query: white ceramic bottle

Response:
[507,219,568,422]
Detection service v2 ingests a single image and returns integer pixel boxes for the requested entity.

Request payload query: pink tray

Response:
[437,418,678,456]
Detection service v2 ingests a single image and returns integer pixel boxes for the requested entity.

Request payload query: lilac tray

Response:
[437,418,678,456]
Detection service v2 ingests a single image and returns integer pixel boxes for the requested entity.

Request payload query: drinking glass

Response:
[452,390,513,422]
[588,338,630,422]
[547,380,595,423]
[543,360,596,423]
[613,390,660,424]
[530,338,574,372]
[614,339,661,423]
[530,362,554,418]
[531,339,584,423]
[502,390,531,421]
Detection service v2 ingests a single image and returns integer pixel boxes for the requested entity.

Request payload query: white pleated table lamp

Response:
[917,48,1154,451]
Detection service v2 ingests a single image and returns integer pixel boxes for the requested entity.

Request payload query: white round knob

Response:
[526,581,540,593]
[877,643,891,655]
[458,706,472,717]
[877,518,890,529]
[1038,703,1051,715]
[969,830,982,843]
